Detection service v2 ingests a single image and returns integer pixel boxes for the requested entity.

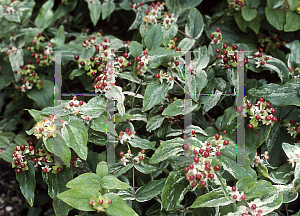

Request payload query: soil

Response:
[0,160,25,216]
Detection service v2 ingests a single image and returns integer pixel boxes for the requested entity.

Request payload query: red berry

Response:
[125,128,130,132]
[16,168,21,174]
[210,34,214,39]
[225,64,230,69]
[290,119,295,124]
[244,59,248,64]
[191,182,197,187]
[247,124,253,129]
[123,53,128,58]
[42,157,47,162]
[191,130,195,135]
[139,156,143,161]
[214,165,220,171]
[216,151,221,156]
[90,57,94,62]
[241,195,246,200]
[14,160,20,165]
[189,164,194,169]
[80,61,85,66]
[193,149,198,154]
[43,168,47,173]
[271,108,276,114]
[208,174,214,179]
[213,39,218,43]
[265,116,271,121]
[29,146,34,151]
[216,27,220,32]
[189,175,194,180]
[251,204,256,209]
[20,145,25,151]
[184,167,189,172]
[203,151,209,158]
[232,186,237,191]
[205,164,211,171]
[74,54,79,60]
[233,195,237,199]
[20,163,25,168]
[175,61,179,66]
[215,134,220,140]
[200,181,206,187]
[223,130,226,135]
[194,157,199,163]
[256,115,261,120]
[34,149,39,153]
[34,158,38,163]
[260,61,265,65]
[266,102,271,108]
[258,48,263,53]
[32,40,37,44]
[199,149,204,154]
[155,74,160,78]
[108,199,112,204]
[271,116,277,122]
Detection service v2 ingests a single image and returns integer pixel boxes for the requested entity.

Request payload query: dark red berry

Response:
[247,124,253,129]
[20,145,25,151]
[215,134,220,140]
[214,165,220,171]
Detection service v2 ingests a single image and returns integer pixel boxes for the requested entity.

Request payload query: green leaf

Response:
[87,0,101,26]
[100,175,131,189]
[106,86,125,116]
[245,180,278,200]
[69,68,85,80]
[248,78,300,106]
[42,169,72,216]
[0,135,10,148]
[268,0,284,7]
[128,136,156,150]
[117,72,142,84]
[246,0,261,7]
[143,82,169,112]
[284,11,300,32]
[146,115,165,132]
[145,23,163,50]
[193,46,210,70]
[50,25,65,47]
[203,90,223,113]
[14,134,28,146]
[248,16,261,34]
[165,0,183,18]
[129,41,143,57]
[134,163,158,174]
[129,4,149,30]
[218,139,257,180]
[161,170,189,211]
[57,188,99,211]
[191,189,232,208]
[149,137,184,164]
[34,0,54,30]
[245,125,272,154]
[177,38,195,55]
[96,161,108,178]
[62,120,88,160]
[25,109,44,122]
[261,57,289,83]
[8,49,23,79]
[274,184,298,203]
[109,163,134,177]
[66,173,101,190]
[241,6,257,21]
[179,0,203,9]
[51,0,78,25]
[269,164,294,184]
[4,11,22,22]
[136,178,166,202]
[105,193,139,216]
[90,115,112,133]
[162,99,198,116]
[79,96,106,118]
[236,177,257,193]
[234,11,247,32]
[16,162,36,207]
[102,0,115,20]
[265,6,286,30]
[0,56,14,91]
[185,8,204,40]
[80,45,95,59]
[27,80,54,109]
[43,133,71,164]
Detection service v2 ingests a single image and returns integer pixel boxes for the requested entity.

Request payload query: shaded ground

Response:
[0,160,25,216]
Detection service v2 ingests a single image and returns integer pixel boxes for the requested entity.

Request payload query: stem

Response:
[173,79,221,133]
[207,13,226,28]
[281,106,295,121]
[130,82,142,115]
[132,166,136,210]
[23,17,50,41]
[100,183,102,195]
[285,203,289,216]
[175,122,184,132]
[280,107,283,121]
[71,166,87,173]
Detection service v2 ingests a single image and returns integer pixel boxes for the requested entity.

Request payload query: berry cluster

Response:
[121,40,130,48]
[63,96,90,121]
[252,48,270,67]
[182,134,229,187]
[258,31,289,52]
[130,2,144,12]
[113,52,132,71]
[252,151,270,167]
[119,128,136,144]
[6,44,18,56]
[120,149,144,166]
[3,3,17,15]
[168,55,182,72]
[215,42,248,69]
[283,118,300,138]
[227,185,246,202]
[16,63,44,92]
[209,27,223,44]
[228,0,245,11]
[244,98,277,129]
[70,156,81,168]
[11,142,64,174]
[167,114,184,125]
[89,195,112,213]
[241,204,263,216]
[155,70,174,85]
[33,115,58,139]
[82,36,97,49]
[135,51,150,76]
[162,12,176,29]
[143,1,165,25]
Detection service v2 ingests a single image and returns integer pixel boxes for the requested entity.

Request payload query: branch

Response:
[23,17,50,41]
